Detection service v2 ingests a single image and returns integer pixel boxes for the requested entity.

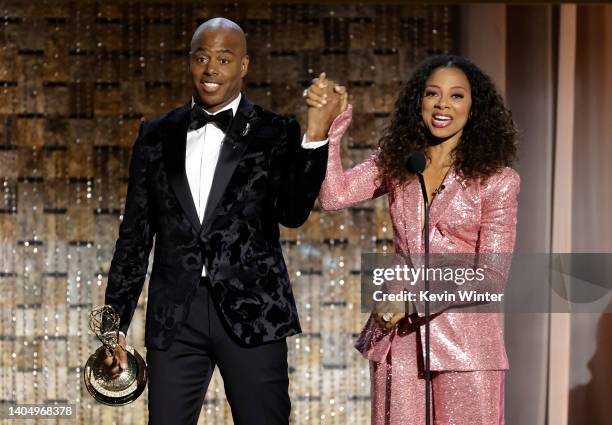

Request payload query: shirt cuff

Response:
[301,134,329,149]
[118,331,126,338]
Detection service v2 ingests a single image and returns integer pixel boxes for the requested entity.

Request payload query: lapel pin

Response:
[242,123,250,137]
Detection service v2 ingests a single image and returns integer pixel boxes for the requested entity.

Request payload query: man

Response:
[101,17,343,425]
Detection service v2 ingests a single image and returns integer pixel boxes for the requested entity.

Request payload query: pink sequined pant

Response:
[370,321,505,425]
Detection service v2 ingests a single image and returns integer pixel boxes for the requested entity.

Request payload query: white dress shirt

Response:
[186,93,328,276]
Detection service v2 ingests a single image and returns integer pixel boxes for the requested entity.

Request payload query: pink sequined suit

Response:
[318,106,520,425]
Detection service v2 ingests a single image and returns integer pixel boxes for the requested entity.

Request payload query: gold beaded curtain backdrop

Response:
[0,1,456,424]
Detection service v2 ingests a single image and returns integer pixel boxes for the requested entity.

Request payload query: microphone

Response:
[406,151,426,174]
[405,150,432,425]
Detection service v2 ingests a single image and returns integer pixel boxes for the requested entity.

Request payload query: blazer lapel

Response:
[162,102,201,235]
[201,94,260,232]
[404,167,464,253]
[427,166,464,241]
[404,178,424,255]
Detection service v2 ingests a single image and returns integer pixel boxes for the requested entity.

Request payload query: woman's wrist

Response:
[328,105,353,143]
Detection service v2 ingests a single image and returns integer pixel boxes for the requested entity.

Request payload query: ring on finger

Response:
[382,312,394,322]
[302,89,308,97]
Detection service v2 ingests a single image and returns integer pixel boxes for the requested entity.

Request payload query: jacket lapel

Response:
[404,166,464,253]
[162,102,201,235]
[201,94,260,232]
[404,178,424,254]
[426,166,464,241]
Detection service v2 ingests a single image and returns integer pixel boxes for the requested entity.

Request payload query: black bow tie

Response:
[189,107,233,133]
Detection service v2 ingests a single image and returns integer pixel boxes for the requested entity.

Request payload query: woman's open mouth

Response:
[432,114,453,128]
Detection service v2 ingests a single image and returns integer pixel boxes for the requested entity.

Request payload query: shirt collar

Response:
[191,92,242,117]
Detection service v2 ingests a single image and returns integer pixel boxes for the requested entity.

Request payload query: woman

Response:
[306,55,519,424]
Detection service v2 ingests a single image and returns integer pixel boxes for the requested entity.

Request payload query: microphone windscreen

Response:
[406,151,426,174]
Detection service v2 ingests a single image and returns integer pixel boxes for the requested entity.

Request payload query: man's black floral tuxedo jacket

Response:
[104,94,328,349]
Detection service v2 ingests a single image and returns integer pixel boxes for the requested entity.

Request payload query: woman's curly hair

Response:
[376,55,517,186]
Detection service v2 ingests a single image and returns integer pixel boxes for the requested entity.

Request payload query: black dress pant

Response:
[146,277,290,425]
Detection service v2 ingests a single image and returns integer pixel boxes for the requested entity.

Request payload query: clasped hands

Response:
[303,72,348,142]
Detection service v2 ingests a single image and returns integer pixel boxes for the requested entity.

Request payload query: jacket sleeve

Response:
[318,105,387,211]
[274,116,329,228]
[104,122,156,336]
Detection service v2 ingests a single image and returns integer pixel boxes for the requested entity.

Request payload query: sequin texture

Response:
[319,106,520,424]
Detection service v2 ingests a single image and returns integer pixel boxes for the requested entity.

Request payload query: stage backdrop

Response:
[0,1,456,424]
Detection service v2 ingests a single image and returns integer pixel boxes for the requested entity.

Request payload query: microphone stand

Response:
[406,151,431,424]
[415,172,431,425]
